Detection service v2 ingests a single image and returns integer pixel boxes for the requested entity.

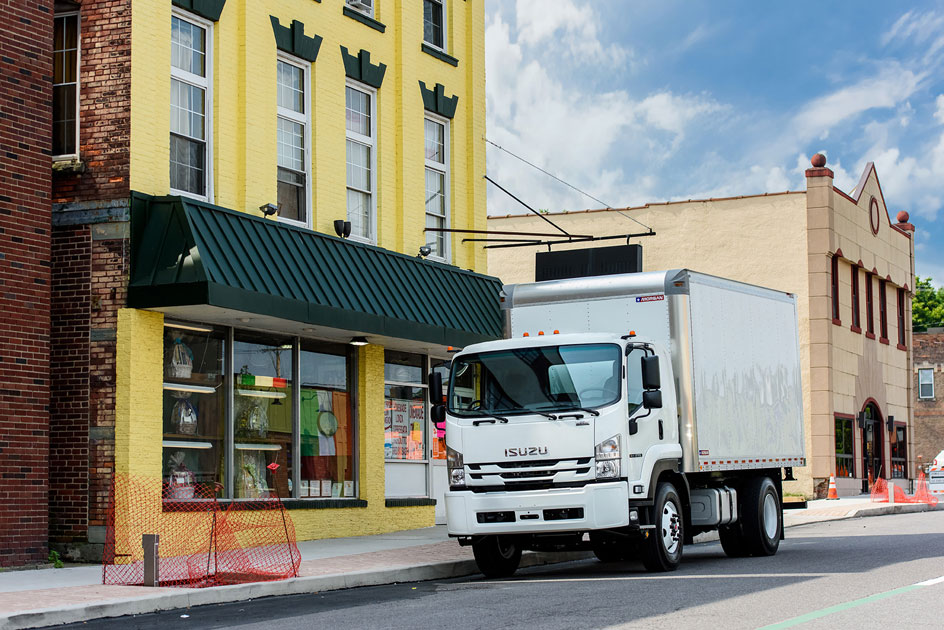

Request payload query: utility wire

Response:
[485,137,653,232]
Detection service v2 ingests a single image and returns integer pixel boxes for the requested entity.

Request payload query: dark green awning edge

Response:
[127,192,502,347]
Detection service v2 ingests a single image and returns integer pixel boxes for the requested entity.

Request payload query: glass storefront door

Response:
[861,403,884,491]
[384,351,428,498]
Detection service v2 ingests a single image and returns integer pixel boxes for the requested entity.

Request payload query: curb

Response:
[0,550,593,630]
[3,504,941,629]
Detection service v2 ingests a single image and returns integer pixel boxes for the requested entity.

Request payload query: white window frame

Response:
[345,0,374,18]
[170,9,213,202]
[276,53,312,229]
[919,368,934,400]
[345,80,377,245]
[423,0,446,52]
[53,11,81,160]
[424,114,450,263]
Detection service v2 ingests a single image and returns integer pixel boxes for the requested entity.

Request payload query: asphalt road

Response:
[60,511,944,630]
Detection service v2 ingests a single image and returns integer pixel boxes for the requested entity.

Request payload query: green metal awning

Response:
[128,192,503,347]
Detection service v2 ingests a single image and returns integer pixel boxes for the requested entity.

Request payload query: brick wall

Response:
[913,331,944,471]
[49,0,133,558]
[49,227,91,545]
[52,0,131,204]
[0,0,53,567]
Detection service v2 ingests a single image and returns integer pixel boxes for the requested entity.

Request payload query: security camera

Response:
[259,203,279,217]
[418,245,432,258]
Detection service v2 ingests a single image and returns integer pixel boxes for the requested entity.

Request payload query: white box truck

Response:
[429,269,805,577]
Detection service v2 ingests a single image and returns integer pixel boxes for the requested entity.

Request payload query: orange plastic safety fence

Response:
[102,473,300,587]
[869,472,938,507]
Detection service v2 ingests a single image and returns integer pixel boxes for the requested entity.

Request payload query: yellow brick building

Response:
[111,0,498,543]
[487,155,916,499]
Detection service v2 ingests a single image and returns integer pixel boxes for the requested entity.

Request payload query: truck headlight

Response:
[447,446,465,488]
[595,435,620,479]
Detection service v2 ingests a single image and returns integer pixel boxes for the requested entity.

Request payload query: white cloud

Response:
[790,65,923,141]
[484,8,725,215]
[636,92,724,139]
[881,10,944,47]
[514,0,631,66]
[935,94,944,124]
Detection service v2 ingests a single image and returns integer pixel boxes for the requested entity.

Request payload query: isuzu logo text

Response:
[505,446,548,457]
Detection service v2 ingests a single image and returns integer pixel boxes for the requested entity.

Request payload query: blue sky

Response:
[484,1,944,283]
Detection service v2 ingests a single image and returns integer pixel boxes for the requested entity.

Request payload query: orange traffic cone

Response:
[826,475,839,500]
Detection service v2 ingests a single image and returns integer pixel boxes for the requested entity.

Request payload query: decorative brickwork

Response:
[913,331,944,471]
[0,0,53,567]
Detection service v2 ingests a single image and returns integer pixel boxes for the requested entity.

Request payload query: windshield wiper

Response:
[494,405,557,420]
[470,411,509,426]
[553,406,600,417]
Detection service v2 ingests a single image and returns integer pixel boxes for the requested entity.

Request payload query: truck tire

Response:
[641,481,683,572]
[718,524,749,557]
[742,476,781,556]
[472,535,522,578]
[590,532,631,563]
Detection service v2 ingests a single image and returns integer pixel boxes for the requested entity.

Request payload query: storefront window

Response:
[300,342,355,498]
[430,360,450,461]
[384,351,427,462]
[162,323,225,499]
[233,333,293,499]
[891,426,906,479]
[834,415,854,478]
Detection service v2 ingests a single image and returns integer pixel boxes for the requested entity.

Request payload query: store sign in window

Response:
[384,386,426,460]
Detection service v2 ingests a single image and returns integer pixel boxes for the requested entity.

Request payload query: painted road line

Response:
[760,574,944,629]
[483,573,829,584]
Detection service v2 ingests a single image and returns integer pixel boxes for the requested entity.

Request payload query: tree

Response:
[912,277,944,330]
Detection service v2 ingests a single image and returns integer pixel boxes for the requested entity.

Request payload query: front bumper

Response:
[445,481,629,536]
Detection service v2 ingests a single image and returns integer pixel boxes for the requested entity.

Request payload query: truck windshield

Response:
[448,343,621,416]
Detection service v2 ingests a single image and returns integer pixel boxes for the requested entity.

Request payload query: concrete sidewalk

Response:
[1,496,939,630]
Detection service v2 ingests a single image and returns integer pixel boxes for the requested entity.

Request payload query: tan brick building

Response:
[913,329,944,471]
[487,154,916,498]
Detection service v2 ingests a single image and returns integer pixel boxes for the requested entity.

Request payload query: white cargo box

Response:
[503,269,806,474]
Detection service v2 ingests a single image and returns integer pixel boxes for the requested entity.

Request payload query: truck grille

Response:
[466,458,593,490]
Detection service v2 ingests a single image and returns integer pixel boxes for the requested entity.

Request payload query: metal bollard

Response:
[143,534,160,586]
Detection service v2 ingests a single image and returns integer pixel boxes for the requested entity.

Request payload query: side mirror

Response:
[641,355,661,390]
[643,390,662,409]
[428,371,443,405]
[431,404,445,424]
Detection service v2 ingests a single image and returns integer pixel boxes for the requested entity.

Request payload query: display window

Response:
[299,342,355,498]
[159,322,357,502]
[384,351,427,462]
[233,332,293,499]
[162,323,226,499]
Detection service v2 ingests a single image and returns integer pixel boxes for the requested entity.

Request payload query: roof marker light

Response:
[553,330,560,334]
[523,332,529,337]
[538,331,545,336]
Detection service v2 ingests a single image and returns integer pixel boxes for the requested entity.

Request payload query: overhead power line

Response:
[484,137,653,232]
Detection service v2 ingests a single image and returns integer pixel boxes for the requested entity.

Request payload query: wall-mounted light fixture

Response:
[260,203,279,217]
[349,336,369,346]
[334,220,352,238]
[857,411,865,429]
[886,415,895,431]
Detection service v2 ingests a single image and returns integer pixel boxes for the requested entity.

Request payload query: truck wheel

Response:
[472,535,522,578]
[641,482,683,572]
[742,476,781,556]
[718,524,749,558]
[590,532,630,563]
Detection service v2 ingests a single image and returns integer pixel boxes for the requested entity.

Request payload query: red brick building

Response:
[913,329,944,472]
[48,0,131,561]
[0,0,54,567]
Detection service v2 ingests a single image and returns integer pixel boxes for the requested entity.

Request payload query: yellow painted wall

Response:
[130,0,486,272]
